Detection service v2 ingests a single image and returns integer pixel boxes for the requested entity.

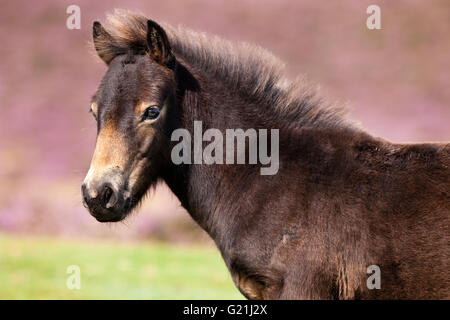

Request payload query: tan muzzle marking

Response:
[84,121,128,196]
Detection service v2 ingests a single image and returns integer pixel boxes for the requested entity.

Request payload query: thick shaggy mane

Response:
[96,9,352,129]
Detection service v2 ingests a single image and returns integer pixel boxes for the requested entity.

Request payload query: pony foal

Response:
[82,11,450,299]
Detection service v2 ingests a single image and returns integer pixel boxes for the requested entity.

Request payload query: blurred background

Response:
[0,0,449,299]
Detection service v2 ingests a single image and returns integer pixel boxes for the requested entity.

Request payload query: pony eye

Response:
[142,106,160,121]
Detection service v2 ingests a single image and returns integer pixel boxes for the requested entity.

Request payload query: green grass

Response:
[0,233,243,299]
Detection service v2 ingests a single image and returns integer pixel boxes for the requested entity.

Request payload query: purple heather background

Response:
[0,0,449,242]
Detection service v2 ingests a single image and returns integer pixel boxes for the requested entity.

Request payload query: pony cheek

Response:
[139,134,154,154]
[127,157,152,193]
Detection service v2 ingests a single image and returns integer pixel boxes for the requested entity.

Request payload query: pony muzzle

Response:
[82,167,129,222]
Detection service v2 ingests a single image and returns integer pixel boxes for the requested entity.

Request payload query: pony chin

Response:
[124,175,160,215]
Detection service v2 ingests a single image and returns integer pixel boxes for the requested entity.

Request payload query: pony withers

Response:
[82,10,450,299]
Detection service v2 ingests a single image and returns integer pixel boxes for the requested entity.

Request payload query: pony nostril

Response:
[103,186,112,201]
[101,184,118,209]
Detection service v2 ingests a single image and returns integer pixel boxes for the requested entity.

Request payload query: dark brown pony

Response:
[82,10,450,299]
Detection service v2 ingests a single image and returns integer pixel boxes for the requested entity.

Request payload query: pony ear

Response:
[93,21,116,65]
[146,20,174,68]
